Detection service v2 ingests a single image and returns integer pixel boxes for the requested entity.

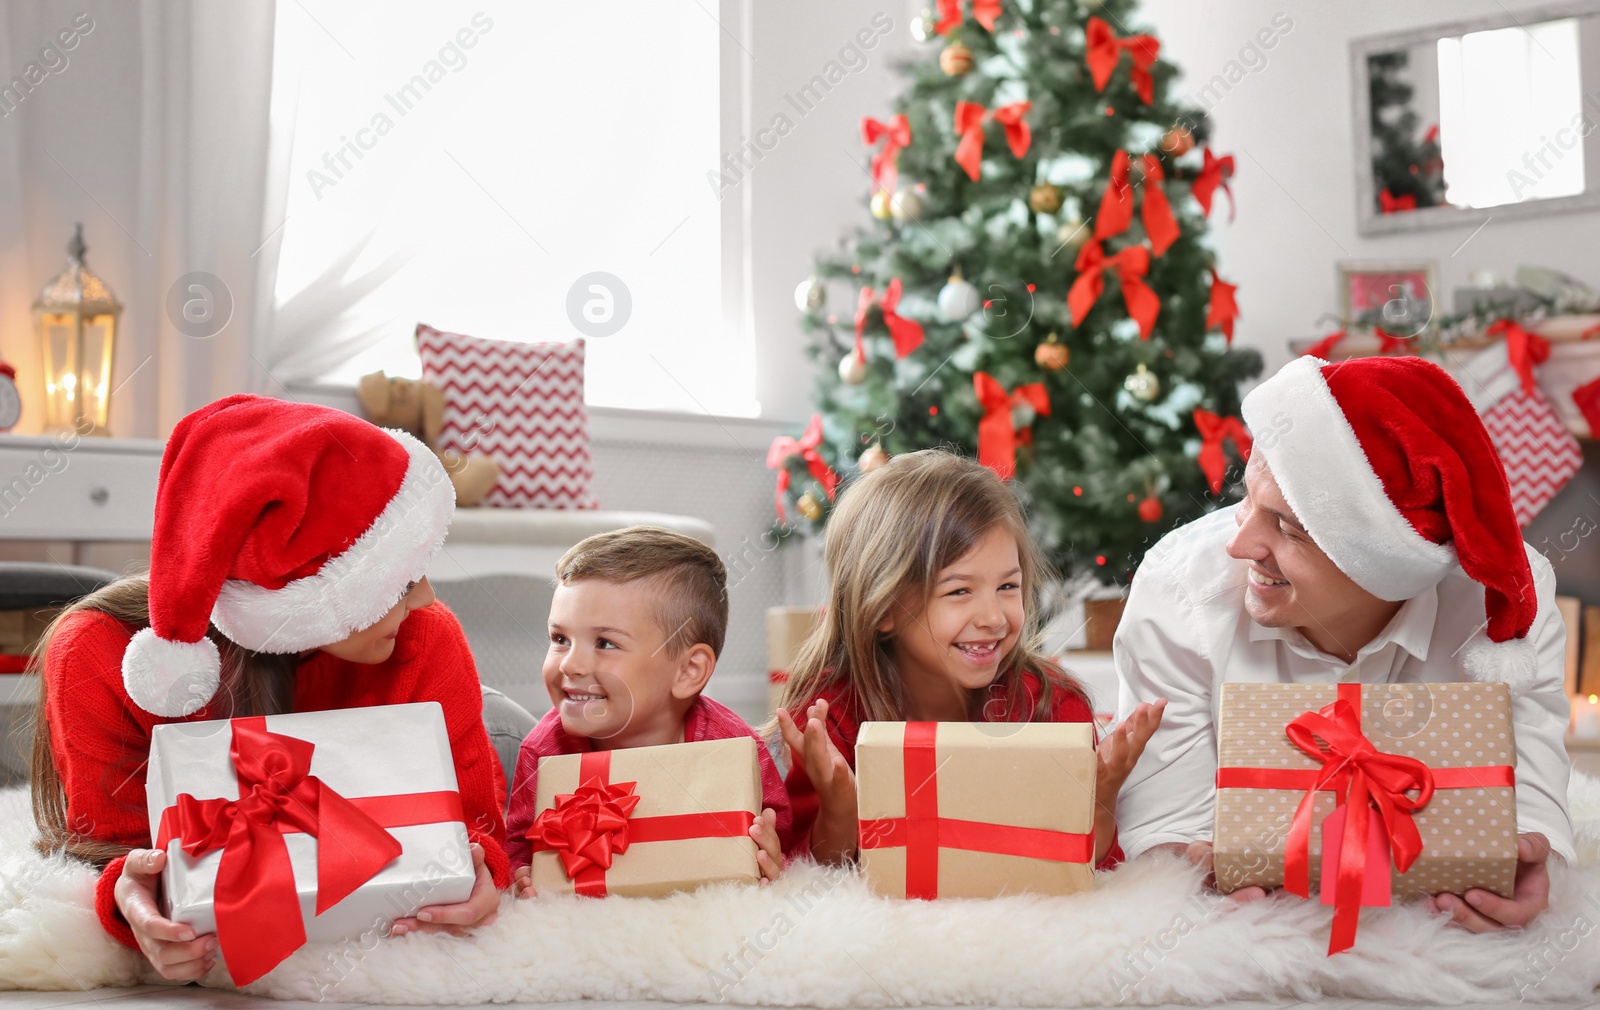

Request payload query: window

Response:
[268,2,754,415]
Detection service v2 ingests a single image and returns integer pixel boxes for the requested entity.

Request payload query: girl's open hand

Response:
[115,848,217,981]
[777,700,856,810]
[1097,699,1166,796]
[751,807,783,883]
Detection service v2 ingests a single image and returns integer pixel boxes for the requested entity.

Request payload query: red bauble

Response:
[1137,496,1163,523]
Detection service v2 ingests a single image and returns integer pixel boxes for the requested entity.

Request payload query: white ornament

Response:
[890,188,925,222]
[794,276,826,313]
[938,273,982,322]
[839,350,868,384]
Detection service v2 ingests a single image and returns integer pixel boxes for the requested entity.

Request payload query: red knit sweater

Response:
[43,601,509,949]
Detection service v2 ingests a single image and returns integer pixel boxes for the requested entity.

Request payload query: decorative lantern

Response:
[33,224,121,435]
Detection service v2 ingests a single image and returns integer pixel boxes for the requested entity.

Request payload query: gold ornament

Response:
[940,41,974,76]
[1056,216,1089,250]
[796,490,824,521]
[890,187,925,222]
[858,443,890,473]
[870,190,894,220]
[1035,332,1069,372]
[1124,363,1161,402]
[1160,125,1195,157]
[839,350,868,384]
[1029,183,1064,215]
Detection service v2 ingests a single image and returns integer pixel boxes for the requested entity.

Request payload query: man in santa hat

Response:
[1113,355,1574,934]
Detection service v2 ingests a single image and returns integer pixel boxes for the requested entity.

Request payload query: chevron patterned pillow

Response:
[416,322,598,509]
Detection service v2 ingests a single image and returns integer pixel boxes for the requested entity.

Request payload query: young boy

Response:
[507,525,791,894]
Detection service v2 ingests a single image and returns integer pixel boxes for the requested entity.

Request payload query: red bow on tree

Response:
[1379,189,1417,214]
[1193,408,1252,494]
[855,277,925,360]
[1141,155,1180,255]
[1084,17,1159,104]
[934,0,1002,33]
[1302,330,1346,359]
[767,414,839,523]
[1374,327,1413,356]
[974,372,1049,479]
[862,114,912,195]
[1095,153,1179,257]
[1581,322,1600,341]
[1193,148,1235,220]
[953,101,1031,182]
[1067,239,1160,339]
[1095,150,1135,240]
[163,721,403,985]
[1486,318,1552,396]
[1206,270,1240,344]
[527,776,642,881]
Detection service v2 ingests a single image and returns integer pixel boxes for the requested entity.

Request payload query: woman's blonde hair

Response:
[29,575,297,863]
[776,448,1084,725]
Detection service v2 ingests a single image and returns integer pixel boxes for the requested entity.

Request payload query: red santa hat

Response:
[1240,355,1538,688]
[122,394,455,717]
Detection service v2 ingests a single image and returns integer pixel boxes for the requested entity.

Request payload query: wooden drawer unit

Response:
[0,435,163,541]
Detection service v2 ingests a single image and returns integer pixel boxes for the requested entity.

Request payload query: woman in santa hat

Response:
[29,394,509,981]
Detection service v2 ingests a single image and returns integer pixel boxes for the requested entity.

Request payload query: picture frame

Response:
[1336,259,1439,336]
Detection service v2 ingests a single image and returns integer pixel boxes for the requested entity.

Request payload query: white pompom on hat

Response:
[121,394,455,717]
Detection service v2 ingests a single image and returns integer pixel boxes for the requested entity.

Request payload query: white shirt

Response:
[1112,505,1576,863]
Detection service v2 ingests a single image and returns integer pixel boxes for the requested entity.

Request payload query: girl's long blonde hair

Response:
[777,448,1085,725]
[29,576,297,863]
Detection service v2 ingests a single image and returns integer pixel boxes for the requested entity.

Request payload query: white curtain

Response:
[0,0,282,438]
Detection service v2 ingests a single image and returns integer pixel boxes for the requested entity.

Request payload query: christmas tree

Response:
[1365,50,1447,213]
[774,0,1263,587]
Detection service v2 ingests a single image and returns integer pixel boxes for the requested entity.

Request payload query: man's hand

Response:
[1428,832,1552,932]
[391,842,500,937]
[114,848,217,981]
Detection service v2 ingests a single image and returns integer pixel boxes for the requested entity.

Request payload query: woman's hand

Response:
[752,807,783,883]
[777,701,859,864]
[391,843,500,937]
[1429,832,1553,931]
[114,848,217,981]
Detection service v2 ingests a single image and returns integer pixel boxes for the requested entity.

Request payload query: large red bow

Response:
[935,0,1002,33]
[767,414,839,523]
[1084,17,1159,104]
[1206,269,1240,344]
[1193,148,1236,220]
[1281,696,1433,954]
[1094,150,1134,241]
[1486,318,1551,396]
[527,777,641,881]
[855,277,925,360]
[161,720,402,986]
[1067,239,1160,339]
[1302,329,1347,359]
[1379,189,1417,214]
[862,114,912,195]
[1193,408,1251,494]
[1141,154,1180,255]
[953,101,1031,181]
[1095,153,1179,257]
[974,372,1049,479]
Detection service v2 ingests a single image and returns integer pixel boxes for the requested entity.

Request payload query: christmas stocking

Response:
[1457,342,1582,527]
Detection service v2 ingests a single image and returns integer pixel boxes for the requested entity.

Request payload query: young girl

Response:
[776,449,1164,866]
[30,395,508,982]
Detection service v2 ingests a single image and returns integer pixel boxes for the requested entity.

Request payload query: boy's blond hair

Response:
[554,525,728,657]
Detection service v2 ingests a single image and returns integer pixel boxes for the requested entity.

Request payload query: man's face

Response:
[1224,455,1392,655]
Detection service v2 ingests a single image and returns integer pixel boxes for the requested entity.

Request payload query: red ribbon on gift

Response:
[1068,239,1160,339]
[153,717,464,986]
[1486,318,1551,396]
[1193,409,1252,494]
[527,750,756,897]
[954,101,1031,182]
[974,372,1049,479]
[934,0,1002,33]
[1215,684,1516,955]
[1193,149,1235,220]
[1379,189,1417,214]
[1303,329,1346,359]
[858,722,1094,899]
[862,114,911,195]
[855,277,925,360]
[766,414,839,523]
[1207,269,1240,344]
[1084,17,1159,104]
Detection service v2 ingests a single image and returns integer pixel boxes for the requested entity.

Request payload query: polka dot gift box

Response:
[1213,682,1518,955]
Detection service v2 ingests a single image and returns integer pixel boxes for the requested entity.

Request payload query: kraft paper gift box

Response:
[529,736,761,897]
[1213,682,1518,953]
[147,702,476,984]
[855,721,1098,899]
[766,606,822,714]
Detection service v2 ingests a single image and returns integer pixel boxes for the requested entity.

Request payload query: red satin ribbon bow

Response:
[862,114,912,195]
[1095,151,1134,241]
[1084,17,1159,104]
[935,0,1001,33]
[766,414,839,523]
[1207,269,1240,344]
[1486,318,1551,396]
[1303,330,1347,359]
[157,718,404,986]
[1140,155,1180,255]
[1193,409,1252,494]
[857,722,1094,899]
[855,277,925,359]
[1095,152,1179,257]
[1379,189,1417,214]
[528,751,757,896]
[1067,239,1160,339]
[1193,148,1236,220]
[1374,327,1413,356]
[954,101,1031,181]
[974,372,1049,479]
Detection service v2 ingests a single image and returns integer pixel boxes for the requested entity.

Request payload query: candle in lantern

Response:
[1573,694,1600,740]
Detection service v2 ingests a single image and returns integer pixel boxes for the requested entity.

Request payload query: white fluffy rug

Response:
[3,776,1599,1006]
